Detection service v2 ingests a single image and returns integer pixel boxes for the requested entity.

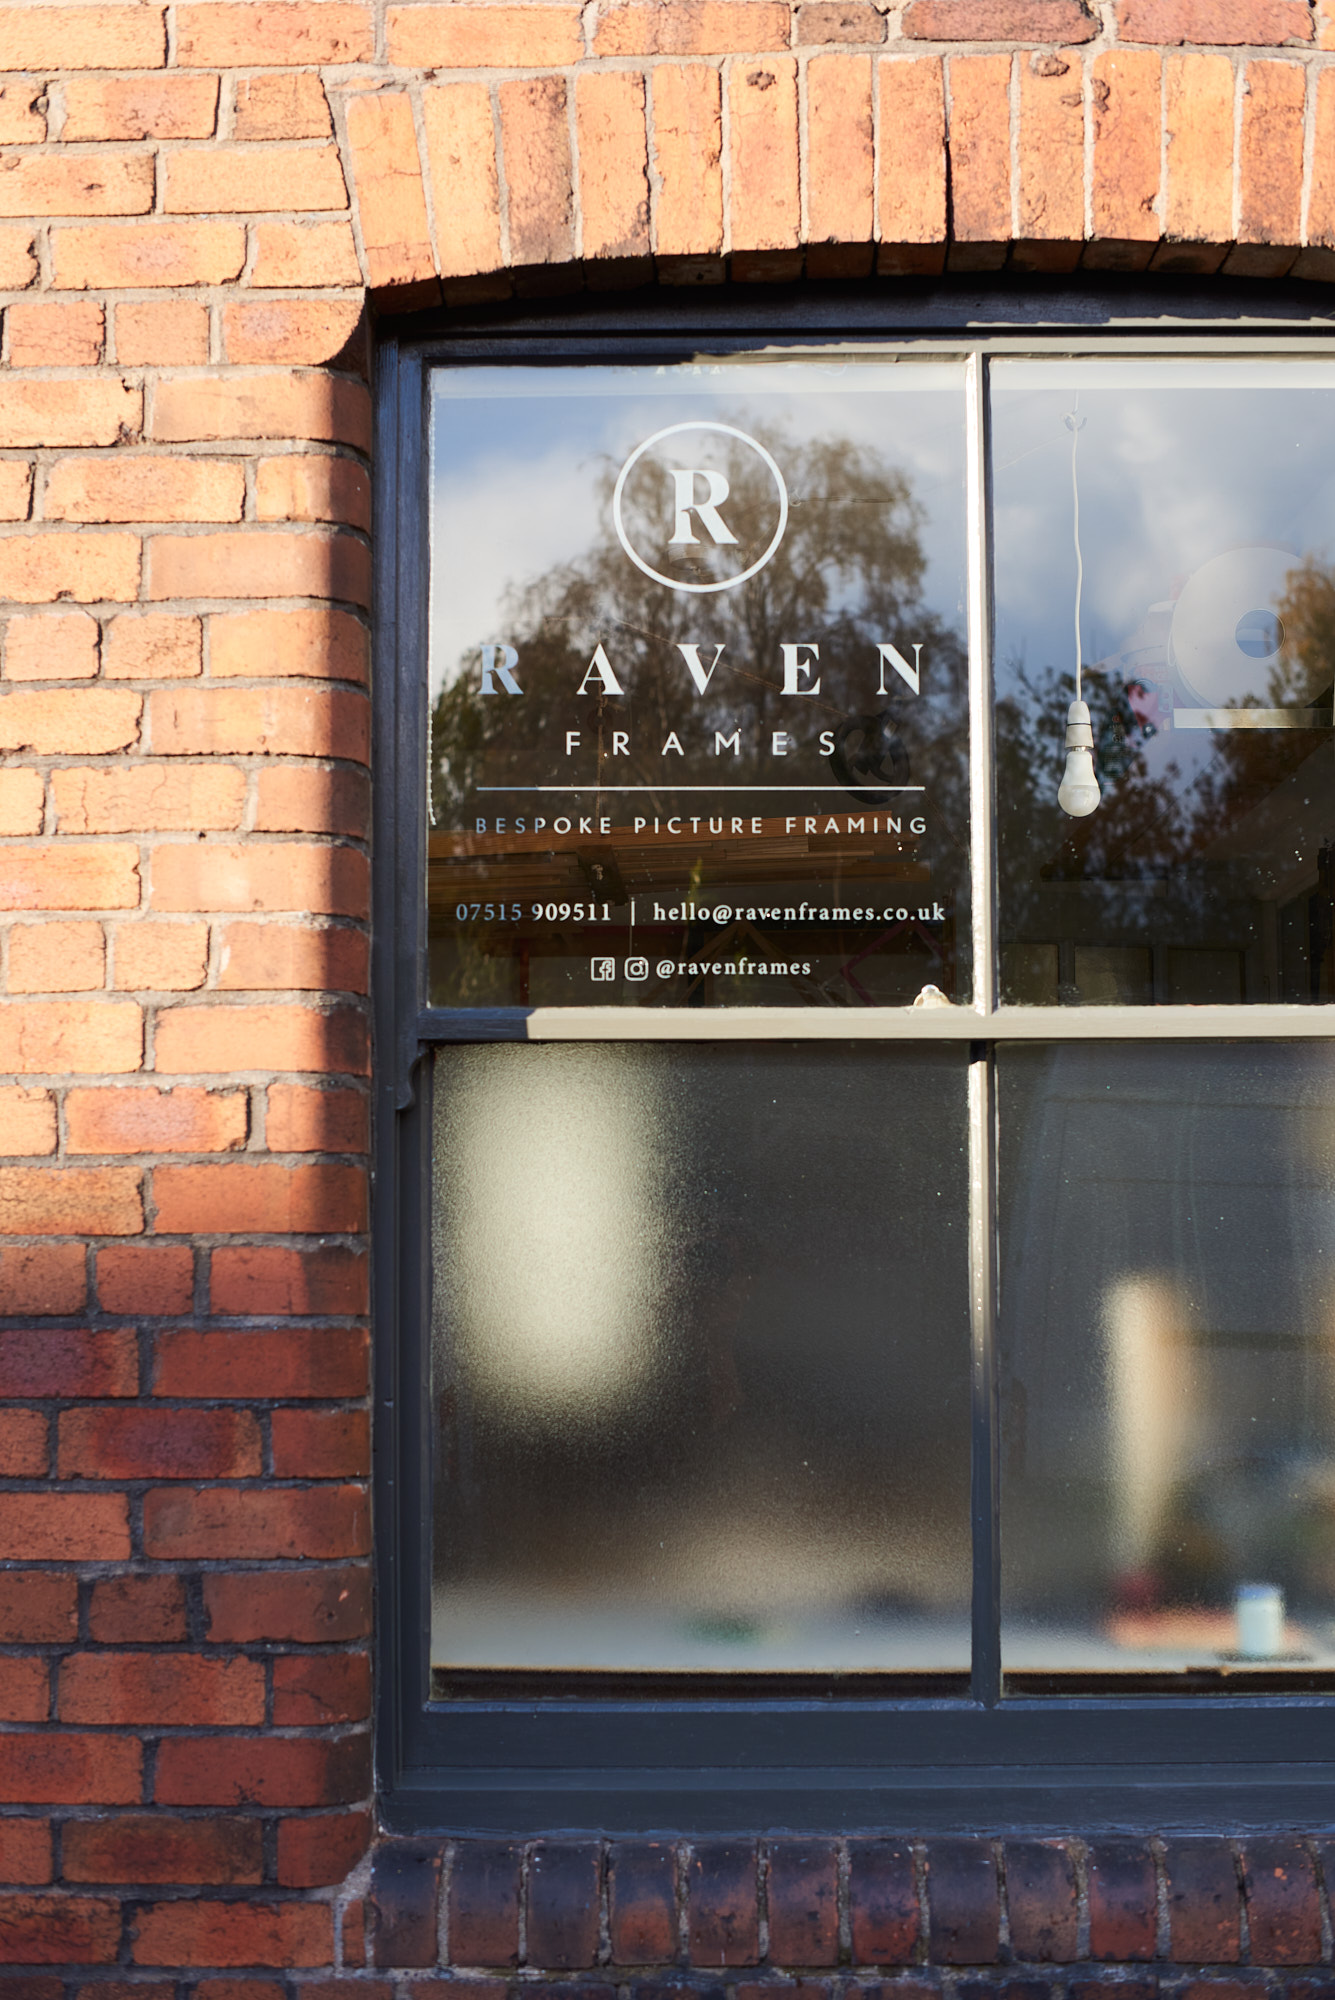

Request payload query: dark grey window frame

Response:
[372,281,1335,1837]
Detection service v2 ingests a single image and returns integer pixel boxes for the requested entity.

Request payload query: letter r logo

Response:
[668,469,739,546]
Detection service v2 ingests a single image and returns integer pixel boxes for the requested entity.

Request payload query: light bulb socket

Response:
[1064,698,1094,749]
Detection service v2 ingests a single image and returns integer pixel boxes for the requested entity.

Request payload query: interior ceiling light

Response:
[1058,409,1102,819]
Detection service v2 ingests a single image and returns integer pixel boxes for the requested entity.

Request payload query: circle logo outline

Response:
[611,420,789,594]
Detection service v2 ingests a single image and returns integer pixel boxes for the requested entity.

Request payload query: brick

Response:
[0,225,37,290]
[277,1812,372,1889]
[151,687,368,763]
[0,1574,76,1645]
[608,1843,676,1964]
[0,464,33,524]
[272,1408,369,1481]
[155,1002,367,1079]
[598,0,787,52]
[877,57,947,257]
[0,1086,55,1156]
[421,82,502,282]
[0,1658,48,1722]
[0,1896,119,1965]
[906,0,1094,30]
[688,1844,758,1966]
[66,1086,246,1155]
[210,606,368,682]
[153,1734,370,1810]
[1163,1840,1242,1963]
[1017,51,1085,243]
[8,921,105,993]
[0,847,137,914]
[144,1483,368,1561]
[204,1564,370,1642]
[0,690,139,756]
[254,766,368,837]
[1310,69,1335,243]
[6,303,104,369]
[0,147,149,216]
[945,53,1010,249]
[1087,1842,1157,1960]
[1091,50,1161,251]
[96,1242,194,1314]
[0,1409,47,1477]
[808,55,873,258]
[0,770,43,836]
[367,1845,443,1970]
[0,380,138,451]
[153,1159,366,1233]
[925,1842,998,1965]
[651,65,723,256]
[0,534,140,606]
[155,1325,368,1399]
[0,82,44,144]
[728,58,798,253]
[60,1652,264,1728]
[114,922,209,991]
[0,1328,135,1399]
[254,455,370,532]
[180,2,371,61]
[3,611,99,682]
[0,1000,141,1076]
[216,921,367,993]
[265,1083,367,1151]
[0,1493,129,1563]
[1162,51,1234,246]
[132,1900,333,1969]
[252,218,363,289]
[224,301,363,372]
[87,1572,187,1644]
[1241,1840,1320,1965]
[1005,1843,1077,1962]
[63,1817,261,1887]
[165,144,347,215]
[0,6,165,66]
[46,458,244,526]
[767,1843,839,1966]
[1117,0,1310,38]
[0,1164,140,1236]
[235,72,331,140]
[449,1841,522,1967]
[272,1652,370,1727]
[212,1244,368,1316]
[499,78,573,268]
[575,72,651,264]
[52,222,245,290]
[114,301,210,367]
[153,850,366,925]
[0,1245,85,1315]
[54,766,242,834]
[519,1843,598,1969]
[146,527,370,607]
[62,74,219,141]
[341,90,434,294]
[0,1824,50,1888]
[1238,60,1303,244]
[800,0,884,33]
[59,1406,260,1480]
[102,614,201,682]
[389,2,581,62]
[151,369,371,450]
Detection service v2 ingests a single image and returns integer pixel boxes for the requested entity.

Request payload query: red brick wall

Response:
[2,0,1335,1986]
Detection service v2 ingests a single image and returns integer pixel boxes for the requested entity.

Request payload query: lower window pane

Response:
[1000,1042,1335,1682]
[431,1043,971,1680]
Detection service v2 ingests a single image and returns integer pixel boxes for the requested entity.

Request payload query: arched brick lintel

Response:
[332,46,1335,312]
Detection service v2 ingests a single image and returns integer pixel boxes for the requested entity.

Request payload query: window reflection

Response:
[993,363,1335,1006]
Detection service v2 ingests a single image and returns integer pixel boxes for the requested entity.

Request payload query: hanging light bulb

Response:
[1058,698,1101,816]
[1058,409,1101,818]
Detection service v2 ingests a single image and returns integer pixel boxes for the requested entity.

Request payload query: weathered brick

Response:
[58,1406,261,1480]
[729,57,799,255]
[210,1242,367,1315]
[1117,0,1310,39]
[927,1841,999,1964]
[1091,49,1161,253]
[6,302,104,369]
[0,380,138,451]
[0,769,43,835]
[341,89,435,294]
[0,1086,56,1156]
[0,1000,141,1076]
[0,1896,120,1964]
[0,1409,48,1479]
[1164,1840,1242,1963]
[277,1812,372,1889]
[63,73,219,141]
[60,1653,264,1727]
[151,372,370,450]
[87,1572,188,1644]
[0,1733,140,1806]
[114,300,210,366]
[153,1159,367,1231]
[151,845,368,918]
[131,1899,334,1969]
[808,55,873,264]
[946,53,1011,250]
[0,462,33,524]
[389,2,581,62]
[0,690,139,755]
[178,3,372,63]
[878,57,947,260]
[102,613,203,681]
[0,1573,77,1645]
[224,299,363,370]
[253,455,371,531]
[0,81,44,144]
[1241,1840,1321,1965]
[216,921,367,992]
[265,1082,368,1152]
[1006,1843,1078,1962]
[0,1165,141,1234]
[155,1325,367,1399]
[114,921,209,991]
[421,82,502,281]
[0,6,166,67]
[906,0,1095,31]
[1238,60,1304,245]
[0,1493,130,1563]
[54,766,243,834]
[651,64,723,256]
[1017,51,1084,244]
[270,1406,370,1478]
[607,1843,677,1964]
[272,1651,370,1727]
[1087,1842,1157,1960]
[0,1244,86,1315]
[166,144,347,216]
[203,1563,370,1641]
[63,1817,262,1887]
[0,533,141,605]
[253,765,369,835]
[66,1085,246,1155]
[688,1844,759,1966]
[449,1841,523,1967]
[0,846,137,913]
[500,77,573,267]
[96,1242,194,1315]
[576,72,651,263]
[0,224,38,290]
[8,920,105,993]
[1162,51,1234,249]
[597,0,788,53]
[51,223,246,290]
[235,72,332,140]
[46,457,244,526]
[3,610,99,682]
[768,1842,839,1966]
[0,1328,135,1399]
[251,218,362,288]
[210,606,368,681]
[0,152,153,222]
[154,1732,369,1810]
[0,1822,51,1888]
[145,527,370,606]
[149,685,368,760]
[144,1483,368,1561]
[1310,68,1335,243]
[0,1657,50,1723]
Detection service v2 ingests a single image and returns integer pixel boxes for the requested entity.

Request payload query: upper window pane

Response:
[992,360,1335,1007]
[428,358,970,1008]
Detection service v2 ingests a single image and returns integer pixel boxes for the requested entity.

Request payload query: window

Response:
[373,294,1335,1834]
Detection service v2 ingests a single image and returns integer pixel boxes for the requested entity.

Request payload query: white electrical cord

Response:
[1066,407,1085,701]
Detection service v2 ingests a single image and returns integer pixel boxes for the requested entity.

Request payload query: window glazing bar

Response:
[418,1004,1335,1042]
[968,1047,1001,1705]
[966,349,996,1020]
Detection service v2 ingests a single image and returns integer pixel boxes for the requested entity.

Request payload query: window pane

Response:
[430,1043,972,1677]
[1000,1042,1335,1680]
[428,359,970,1008]
[992,360,1335,1005]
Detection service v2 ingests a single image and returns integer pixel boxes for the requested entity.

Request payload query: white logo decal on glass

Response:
[612,422,789,595]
